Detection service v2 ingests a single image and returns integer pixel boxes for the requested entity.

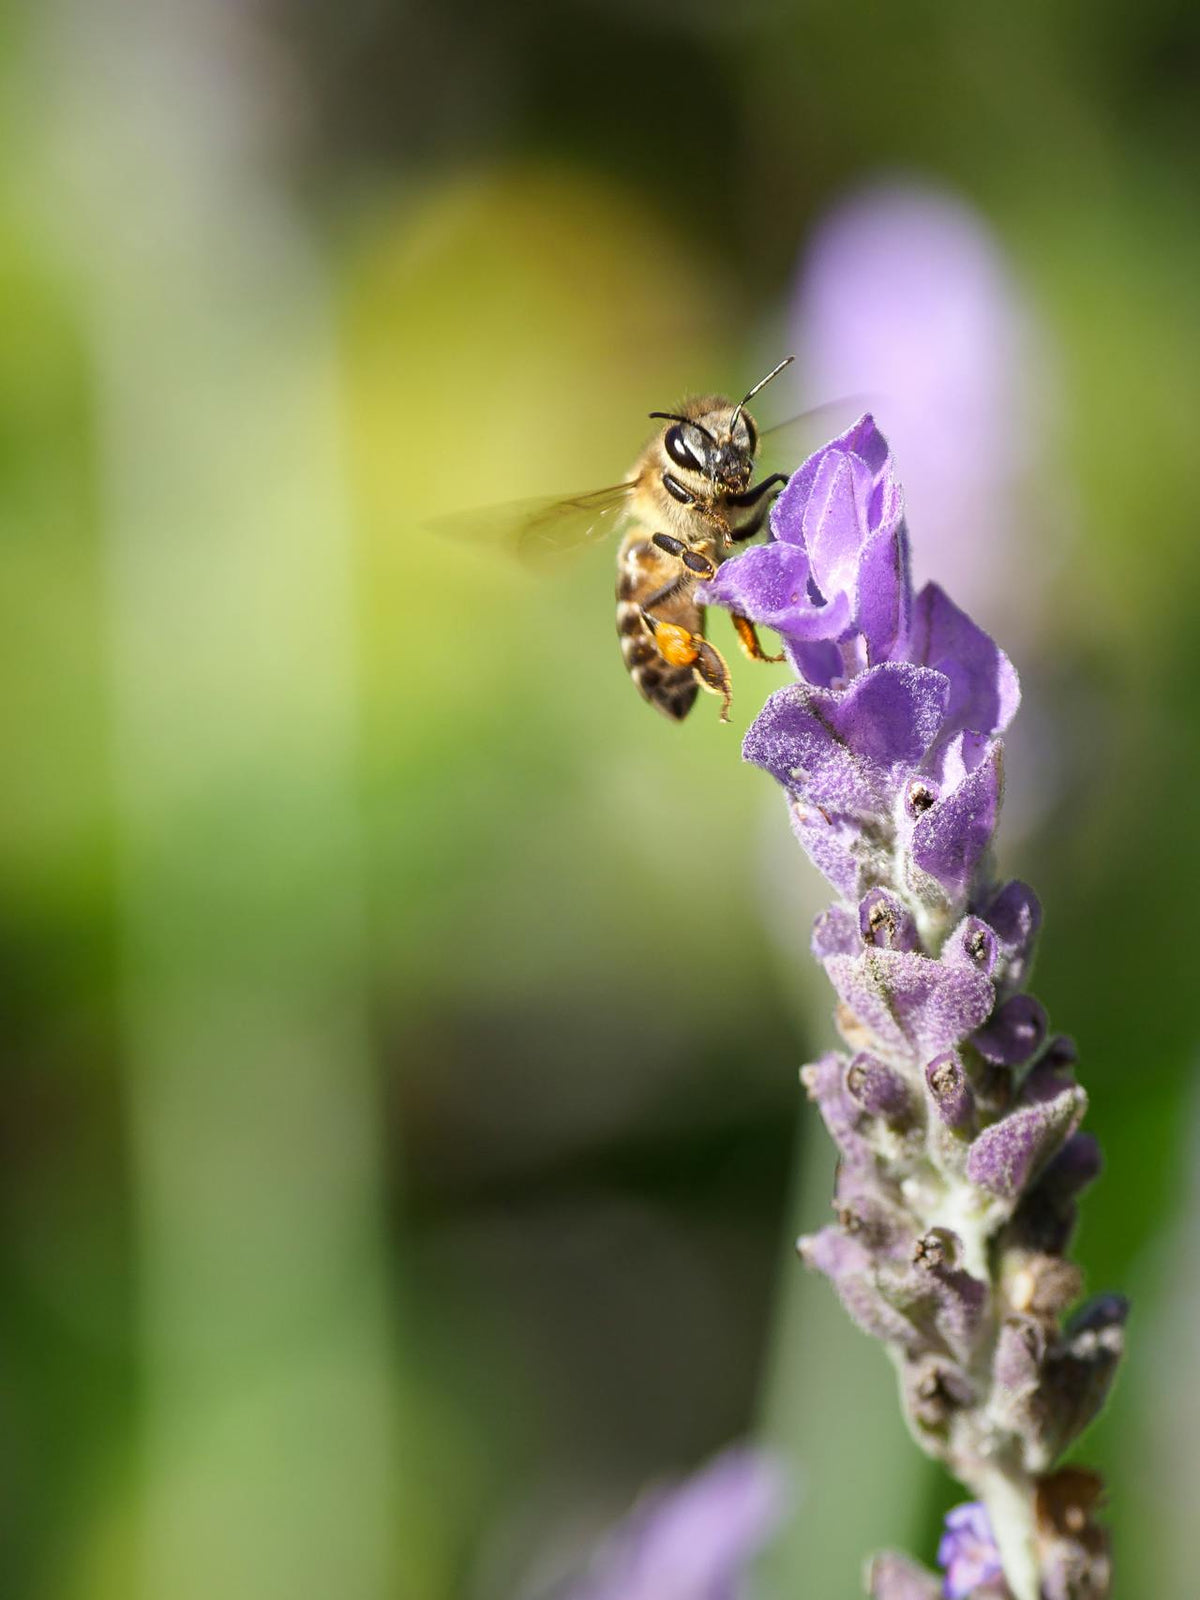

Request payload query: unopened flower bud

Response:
[1003,1250,1085,1323]
[904,1351,975,1431]
[974,993,1049,1066]
[925,1050,976,1130]
[846,1051,913,1123]
[859,887,920,950]
[967,1084,1086,1204]
[984,879,1042,992]
[905,778,937,818]
[944,914,999,975]
[1035,1469,1112,1600]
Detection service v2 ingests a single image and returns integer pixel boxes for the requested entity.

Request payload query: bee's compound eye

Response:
[665,425,703,473]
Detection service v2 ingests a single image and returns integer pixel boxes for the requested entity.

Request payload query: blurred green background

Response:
[2,1,1198,1596]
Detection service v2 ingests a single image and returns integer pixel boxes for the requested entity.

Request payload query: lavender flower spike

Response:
[703,418,1124,1600]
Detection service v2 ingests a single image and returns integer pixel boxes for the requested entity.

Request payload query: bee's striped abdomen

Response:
[615,527,702,721]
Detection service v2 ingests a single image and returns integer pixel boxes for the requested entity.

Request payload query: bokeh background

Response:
[3,1,1199,1596]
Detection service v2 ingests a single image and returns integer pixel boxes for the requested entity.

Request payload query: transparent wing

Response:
[757,393,877,469]
[430,480,637,568]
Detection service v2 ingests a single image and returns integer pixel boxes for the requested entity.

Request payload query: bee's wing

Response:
[757,394,877,468]
[430,481,638,569]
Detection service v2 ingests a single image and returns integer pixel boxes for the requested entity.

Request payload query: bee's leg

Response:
[639,610,733,724]
[727,473,789,542]
[691,638,735,722]
[651,532,717,580]
[731,613,784,664]
[727,472,789,511]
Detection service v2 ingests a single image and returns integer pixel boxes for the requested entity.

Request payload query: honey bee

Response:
[612,357,795,722]
[441,357,801,722]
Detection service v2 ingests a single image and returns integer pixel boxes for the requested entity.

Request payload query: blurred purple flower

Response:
[793,184,1051,631]
[565,1447,786,1600]
[937,1503,1004,1598]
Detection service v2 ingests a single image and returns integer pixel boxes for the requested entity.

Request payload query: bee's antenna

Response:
[729,355,796,434]
[649,411,718,447]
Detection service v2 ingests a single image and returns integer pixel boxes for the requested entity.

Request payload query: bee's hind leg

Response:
[731,613,784,664]
[639,609,732,724]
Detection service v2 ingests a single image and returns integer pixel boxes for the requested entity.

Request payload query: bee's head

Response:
[650,357,793,501]
[654,409,752,494]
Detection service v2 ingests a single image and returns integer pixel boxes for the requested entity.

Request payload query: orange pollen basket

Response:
[654,622,700,669]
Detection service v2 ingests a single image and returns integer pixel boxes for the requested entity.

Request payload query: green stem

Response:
[978,1463,1041,1600]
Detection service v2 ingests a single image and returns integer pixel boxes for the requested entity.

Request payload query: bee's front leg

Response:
[726,473,788,542]
[639,610,732,724]
[731,613,784,664]
[650,531,717,579]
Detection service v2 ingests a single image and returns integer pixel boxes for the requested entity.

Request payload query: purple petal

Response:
[1009,1132,1102,1256]
[782,635,843,687]
[858,518,913,664]
[910,739,1002,899]
[743,665,949,817]
[911,582,1020,747]
[770,413,889,546]
[803,448,876,601]
[701,541,834,640]
[758,414,911,665]
[832,663,948,772]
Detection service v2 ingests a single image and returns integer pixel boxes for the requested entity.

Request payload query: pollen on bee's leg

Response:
[692,639,733,723]
[641,610,700,669]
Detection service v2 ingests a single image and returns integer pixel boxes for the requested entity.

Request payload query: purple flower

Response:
[565,1447,786,1600]
[701,415,910,685]
[712,415,1122,1600]
[937,1502,1005,1598]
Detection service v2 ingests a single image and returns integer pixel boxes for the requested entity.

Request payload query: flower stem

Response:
[978,1465,1040,1600]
